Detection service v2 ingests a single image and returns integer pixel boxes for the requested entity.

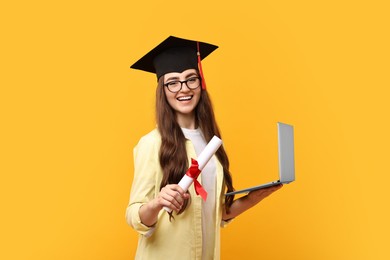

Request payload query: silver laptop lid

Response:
[278,122,295,183]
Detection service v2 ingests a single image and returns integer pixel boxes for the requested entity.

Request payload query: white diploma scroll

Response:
[164,135,222,213]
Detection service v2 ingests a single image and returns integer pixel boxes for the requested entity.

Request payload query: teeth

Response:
[177,96,192,101]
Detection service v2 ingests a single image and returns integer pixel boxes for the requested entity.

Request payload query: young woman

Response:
[126,36,282,260]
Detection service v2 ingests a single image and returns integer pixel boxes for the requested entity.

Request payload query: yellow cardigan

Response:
[126,129,229,260]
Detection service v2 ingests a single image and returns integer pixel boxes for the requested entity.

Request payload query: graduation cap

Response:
[130,36,218,90]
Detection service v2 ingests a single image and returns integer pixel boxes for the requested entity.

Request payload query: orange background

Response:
[1,0,389,259]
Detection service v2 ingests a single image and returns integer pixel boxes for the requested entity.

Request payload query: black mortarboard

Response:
[130,36,218,89]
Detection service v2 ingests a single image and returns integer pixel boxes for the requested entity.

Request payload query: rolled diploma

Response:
[164,135,222,212]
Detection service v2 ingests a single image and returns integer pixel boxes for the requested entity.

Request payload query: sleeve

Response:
[221,218,233,228]
[220,184,234,228]
[125,135,160,236]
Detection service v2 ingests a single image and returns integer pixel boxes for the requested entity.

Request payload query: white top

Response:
[181,128,217,260]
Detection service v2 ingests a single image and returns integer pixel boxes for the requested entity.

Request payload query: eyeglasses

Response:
[163,77,201,93]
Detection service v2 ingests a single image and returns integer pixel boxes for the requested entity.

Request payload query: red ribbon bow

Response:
[186,158,208,201]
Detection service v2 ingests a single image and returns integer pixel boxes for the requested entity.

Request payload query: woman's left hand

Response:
[222,184,283,220]
[247,184,283,205]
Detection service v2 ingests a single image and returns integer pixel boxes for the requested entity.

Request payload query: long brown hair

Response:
[156,74,234,216]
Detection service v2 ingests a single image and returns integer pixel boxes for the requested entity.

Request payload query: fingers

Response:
[263,184,283,194]
[268,184,283,192]
[248,184,283,203]
[158,185,189,212]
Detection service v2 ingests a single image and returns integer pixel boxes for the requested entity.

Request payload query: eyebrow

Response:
[165,76,180,81]
[185,72,198,78]
[165,72,198,82]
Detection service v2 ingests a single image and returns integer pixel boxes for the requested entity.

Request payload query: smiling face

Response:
[163,69,201,128]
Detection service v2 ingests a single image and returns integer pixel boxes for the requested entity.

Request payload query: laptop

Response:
[225,122,295,196]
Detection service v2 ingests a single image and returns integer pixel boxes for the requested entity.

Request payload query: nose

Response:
[180,81,191,92]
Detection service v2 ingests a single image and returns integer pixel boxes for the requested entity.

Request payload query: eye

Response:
[166,81,179,87]
[187,77,197,83]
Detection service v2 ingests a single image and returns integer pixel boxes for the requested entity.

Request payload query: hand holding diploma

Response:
[163,136,222,213]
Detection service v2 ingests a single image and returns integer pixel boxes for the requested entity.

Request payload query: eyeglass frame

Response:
[163,76,201,93]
